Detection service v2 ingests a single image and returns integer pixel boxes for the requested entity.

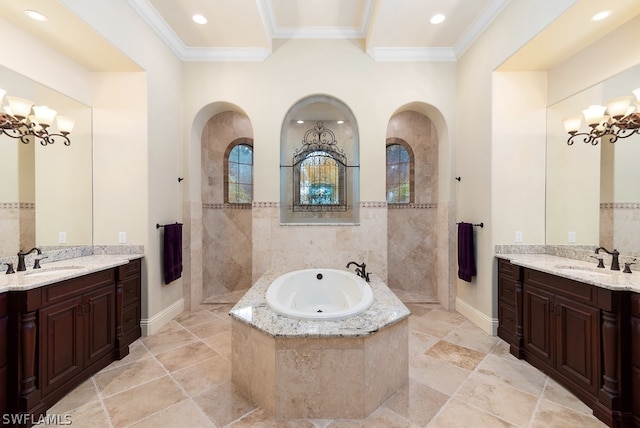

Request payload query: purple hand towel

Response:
[163,223,183,284]
[457,222,476,282]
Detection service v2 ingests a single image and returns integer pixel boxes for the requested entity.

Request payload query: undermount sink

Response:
[554,265,613,277]
[26,266,84,277]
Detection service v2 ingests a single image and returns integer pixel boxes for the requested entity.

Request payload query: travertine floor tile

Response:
[382,379,449,426]
[410,353,470,395]
[186,317,231,339]
[46,378,99,414]
[193,380,257,427]
[542,377,594,415]
[141,322,198,354]
[203,329,232,358]
[454,373,538,427]
[444,321,501,354]
[327,406,414,427]
[425,340,485,371]
[531,398,606,427]
[155,341,220,372]
[102,340,151,371]
[129,399,215,428]
[475,353,547,396]
[103,375,187,427]
[172,354,231,396]
[94,356,166,397]
[174,309,218,328]
[428,398,516,427]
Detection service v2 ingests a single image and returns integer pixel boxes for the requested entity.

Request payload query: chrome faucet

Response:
[17,247,42,272]
[595,247,620,271]
[346,261,370,282]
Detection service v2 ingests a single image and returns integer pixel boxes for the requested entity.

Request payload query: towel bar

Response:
[156,222,183,229]
[456,222,484,228]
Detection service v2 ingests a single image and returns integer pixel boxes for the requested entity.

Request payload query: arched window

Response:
[225,139,253,204]
[386,141,413,204]
[297,150,343,207]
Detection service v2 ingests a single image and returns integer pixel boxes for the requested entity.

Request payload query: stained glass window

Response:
[227,143,253,203]
[298,151,340,205]
[386,143,410,203]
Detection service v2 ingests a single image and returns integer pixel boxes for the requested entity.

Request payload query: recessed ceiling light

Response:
[25,10,47,22]
[297,120,304,124]
[337,120,344,124]
[430,14,445,25]
[192,14,208,25]
[591,10,612,22]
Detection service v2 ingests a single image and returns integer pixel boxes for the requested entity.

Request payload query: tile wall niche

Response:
[386,111,439,301]
[201,112,254,299]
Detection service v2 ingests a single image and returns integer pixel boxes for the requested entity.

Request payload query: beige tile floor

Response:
[42,290,607,427]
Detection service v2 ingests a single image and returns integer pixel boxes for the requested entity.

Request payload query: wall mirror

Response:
[546,63,640,255]
[0,65,92,257]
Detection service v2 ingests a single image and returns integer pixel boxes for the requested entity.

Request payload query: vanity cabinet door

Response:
[0,293,8,416]
[523,285,554,369]
[84,285,116,370]
[554,295,599,395]
[39,295,84,396]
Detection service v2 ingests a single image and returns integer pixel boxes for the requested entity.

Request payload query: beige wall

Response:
[456,0,575,331]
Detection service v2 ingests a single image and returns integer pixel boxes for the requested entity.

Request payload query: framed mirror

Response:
[546,64,640,254]
[0,65,92,257]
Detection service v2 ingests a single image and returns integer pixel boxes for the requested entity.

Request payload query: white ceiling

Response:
[128,0,510,61]
[0,0,639,71]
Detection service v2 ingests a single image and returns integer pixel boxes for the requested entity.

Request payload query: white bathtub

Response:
[265,269,374,320]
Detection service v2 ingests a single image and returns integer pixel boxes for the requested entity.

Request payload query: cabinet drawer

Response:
[117,259,141,281]
[122,278,140,305]
[122,304,140,335]
[498,302,516,342]
[42,269,115,306]
[524,269,595,306]
[499,279,516,306]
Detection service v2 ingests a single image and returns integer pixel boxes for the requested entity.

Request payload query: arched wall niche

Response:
[280,94,360,224]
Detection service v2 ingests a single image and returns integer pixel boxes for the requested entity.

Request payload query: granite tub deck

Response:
[229,271,411,419]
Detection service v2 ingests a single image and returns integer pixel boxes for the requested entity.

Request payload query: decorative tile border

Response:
[601,202,640,209]
[203,203,252,209]
[0,202,35,209]
[202,201,440,209]
[387,203,437,209]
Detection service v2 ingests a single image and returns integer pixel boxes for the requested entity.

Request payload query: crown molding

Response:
[367,47,456,62]
[453,0,512,58]
[262,0,374,39]
[127,0,272,61]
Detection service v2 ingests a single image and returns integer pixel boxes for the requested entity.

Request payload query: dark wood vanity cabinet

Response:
[38,269,116,398]
[3,259,142,425]
[498,258,632,428]
[116,258,142,356]
[1,293,8,417]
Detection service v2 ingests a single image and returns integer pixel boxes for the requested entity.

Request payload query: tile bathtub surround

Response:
[44,298,606,427]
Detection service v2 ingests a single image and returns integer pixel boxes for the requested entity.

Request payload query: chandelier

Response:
[0,88,75,146]
[563,88,640,146]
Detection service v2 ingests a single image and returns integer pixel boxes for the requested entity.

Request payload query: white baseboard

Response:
[455,297,498,336]
[141,298,184,336]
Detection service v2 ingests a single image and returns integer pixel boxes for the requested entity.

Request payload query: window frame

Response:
[385,138,415,204]
[224,138,254,204]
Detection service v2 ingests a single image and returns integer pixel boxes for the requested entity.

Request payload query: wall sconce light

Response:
[563,88,640,145]
[0,88,75,146]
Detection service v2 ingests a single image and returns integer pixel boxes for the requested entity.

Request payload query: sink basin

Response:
[26,266,84,277]
[554,265,613,277]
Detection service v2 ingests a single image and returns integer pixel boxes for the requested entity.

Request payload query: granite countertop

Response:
[0,254,143,293]
[497,253,640,292]
[229,271,411,338]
